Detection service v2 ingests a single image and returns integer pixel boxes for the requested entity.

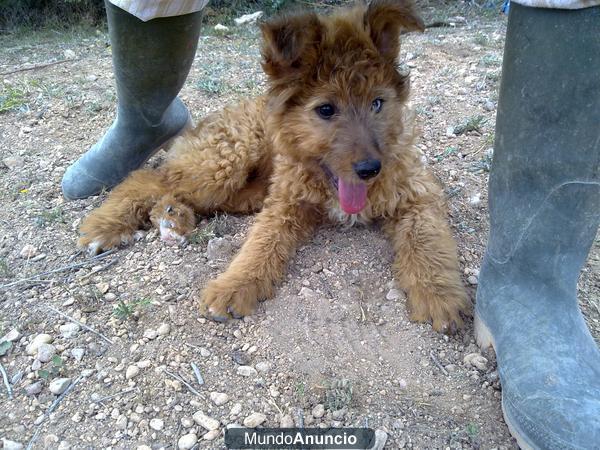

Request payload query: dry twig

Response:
[46,305,113,345]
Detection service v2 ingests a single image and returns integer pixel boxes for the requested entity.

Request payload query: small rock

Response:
[203,429,220,440]
[85,74,98,82]
[280,414,294,428]
[464,353,488,371]
[1,329,21,343]
[24,381,43,396]
[57,441,71,450]
[36,343,56,363]
[125,365,140,380]
[104,293,117,302]
[469,193,481,206]
[49,378,71,395]
[372,429,388,450]
[116,415,127,429]
[149,418,164,431]
[483,100,495,111]
[200,347,211,357]
[232,350,251,366]
[312,404,325,419]
[143,329,157,340]
[177,433,198,450]
[26,334,54,355]
[136,446,151,450]
[31,359,42,371]
[19,244,37,259]
[255,361,271,373]
[214,24,229,32]
[230,403,242,416]
[299,286,317,300]
[96,282,109,294]
[193,411,220,431]
[445,364,457,373]
[2,439,24,450]
[207,237,233,261]
[237,366,257,377]
[59,323,80,338]
[157,323,170,336]
[210,392,230,406]
[234,11,263,25]
[71,348,85,362]
[2,156,24,169]
[243,412,266,428]
[467,275,479,285]
[63,49,76,59]
[386,288,404,300]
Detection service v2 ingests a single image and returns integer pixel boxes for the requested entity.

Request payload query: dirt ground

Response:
[1,2,599,450]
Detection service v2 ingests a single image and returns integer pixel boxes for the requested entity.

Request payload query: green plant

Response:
[38,355,64,379]
[435,146,458,162]
[35,207,66,227]
[0,85,26,113]
[453,115,487,135]
[196,78,227,96]
[189,214,228,245]
[466,422,479,439]
[113,297,152,320]
[0,258,11,278]
[325,378,353,411]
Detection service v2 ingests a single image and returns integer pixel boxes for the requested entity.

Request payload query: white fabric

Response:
[109,0,209,21]
[512,0,600,9]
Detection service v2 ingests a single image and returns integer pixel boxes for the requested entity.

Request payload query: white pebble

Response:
[36,343,56,363]
[157,323,170,336]
[464,353,488,371]
[59,323,80,338]
[49,378,71,395]
[1,329,21,343]
[210,392,230,406]
[193,411,220,431]
[19,244,37,259]
[203,429,220,440]
[243,412,266,428]
[237,366,257,377]
[143,329,157,340]
[312,404,325,419]
[26,334,53,355]
[125,365,140,380]
[2,439,24,450]
[150,418,164,431]
[177,433,198,450]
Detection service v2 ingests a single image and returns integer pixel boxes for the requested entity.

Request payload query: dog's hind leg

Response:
[383,194,471,334]
[78,168,168,254]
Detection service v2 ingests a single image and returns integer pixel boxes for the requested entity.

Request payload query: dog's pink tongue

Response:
[338,179,367,214]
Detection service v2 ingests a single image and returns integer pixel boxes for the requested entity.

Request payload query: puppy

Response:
[78,0,470,332]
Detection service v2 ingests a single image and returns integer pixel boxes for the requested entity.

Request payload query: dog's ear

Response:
[365,0,424,62]
[260,12,321,80]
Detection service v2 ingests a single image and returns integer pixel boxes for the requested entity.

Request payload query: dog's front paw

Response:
[406,284,471,334]
[199,277,260,322]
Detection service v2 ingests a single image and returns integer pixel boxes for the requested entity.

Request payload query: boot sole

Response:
[474,312,535,450]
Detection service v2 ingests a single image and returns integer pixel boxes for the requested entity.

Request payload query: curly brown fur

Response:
[78,0,470,333]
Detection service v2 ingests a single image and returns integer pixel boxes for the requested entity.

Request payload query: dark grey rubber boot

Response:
[61,1,203,200]
[475,3,600,449]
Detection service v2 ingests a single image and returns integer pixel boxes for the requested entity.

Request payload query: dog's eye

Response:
[316,104,335,120]
[372,98,384,113]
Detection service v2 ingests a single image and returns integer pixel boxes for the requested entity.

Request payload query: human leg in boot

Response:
[476,2,600,448]
[61,1,204,200]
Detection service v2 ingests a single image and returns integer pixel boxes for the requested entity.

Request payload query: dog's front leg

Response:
[383,202,470,333]
[200,198,321,321]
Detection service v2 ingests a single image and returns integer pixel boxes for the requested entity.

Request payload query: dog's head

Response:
[261,0,423,214]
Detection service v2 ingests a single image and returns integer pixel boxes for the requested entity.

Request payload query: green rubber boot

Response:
[475,3,600,449]
[61,1,203,200]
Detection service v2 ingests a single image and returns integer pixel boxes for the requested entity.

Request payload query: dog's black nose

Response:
[353,159,381,180]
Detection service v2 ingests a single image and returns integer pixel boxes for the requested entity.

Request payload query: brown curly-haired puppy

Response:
[78,0,470,333]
